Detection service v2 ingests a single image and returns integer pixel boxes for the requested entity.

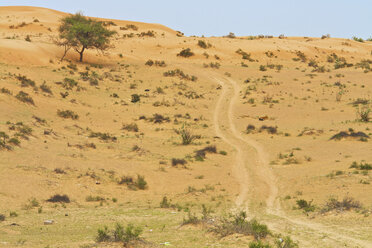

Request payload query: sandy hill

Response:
[0,6,372,248]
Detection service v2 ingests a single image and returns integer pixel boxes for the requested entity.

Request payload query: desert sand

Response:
[0,6,371,248]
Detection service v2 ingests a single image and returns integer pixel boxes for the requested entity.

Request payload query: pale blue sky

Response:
[1,0,371,38]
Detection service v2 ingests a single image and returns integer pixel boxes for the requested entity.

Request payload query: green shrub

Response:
[86,195,105,202]
[9,211,18,217]
[57,110,79,120]
[1,88,12,95]
[275,236,299,248]
[197,40,212,49]
[177,48,194,57]
[321,196,361,213]
[249,241,271,248]
[16,91,34,105]
[160,196,171,208]
[356,106,370,122]
[135,175,147,190]
[40,82,52,94]
[296,199,315,212]
[236,49,254,61]
[89,132,117,142]
[8,137,20,146]
[163,69,197,81]
[96,223,142,244]
[0,214,5,222]
[122,123,139,132]
[61,78,79,90]
[16,75,35,87]
[96,226,110,242]
[47,194,70,203]
[178,128,199,145]
[211,211,270,240]
[172,158,187,167]
[131,94,140,103]
[352,36,364,43]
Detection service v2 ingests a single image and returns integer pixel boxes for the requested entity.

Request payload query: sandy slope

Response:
[0,5,372,248]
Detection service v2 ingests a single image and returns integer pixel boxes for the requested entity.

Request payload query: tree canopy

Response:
[57,13,116,62]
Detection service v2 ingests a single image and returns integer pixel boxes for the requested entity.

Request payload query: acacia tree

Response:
[57,13,116,62]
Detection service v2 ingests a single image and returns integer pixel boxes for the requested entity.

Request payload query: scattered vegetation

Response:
[197,40,212,49]
[89,132,117,142]
[163,69,197,81]
[118,175,147,190]
[171,158,187,167]
[330,129,369,141]
[236,49,254,62]
[145,59,166,67]
[321,196,362,213]
[177,48,194,58]
[349,161,372,171]
[57,109,79,120]
[122,123,139,132]
[15,91,34,105]
[46,194,70,203]
[96,223,143,246]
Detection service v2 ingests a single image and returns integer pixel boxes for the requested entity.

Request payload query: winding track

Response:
[212,75,371,248]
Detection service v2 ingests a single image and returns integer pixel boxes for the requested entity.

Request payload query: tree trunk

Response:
[79,47,85,62]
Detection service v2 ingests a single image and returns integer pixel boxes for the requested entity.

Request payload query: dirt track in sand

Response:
[212,75,371,248]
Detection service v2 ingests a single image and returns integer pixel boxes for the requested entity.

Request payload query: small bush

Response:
[122,123,139,132]
[330,129,369,141]
[352,36,364,43]
[145,59,166,67]
[96,226,110,242]
[249,241,271,248]
[195,145,217,159]
[177,48,194,58]
[163,69,197,81]
[1,88,12,95]
[131,94,140,103]
[296,199,315,212]
[178,128,199,145]
[236,49,254,62]
[0,214,5,222]
[54,168,66,174]
[118,176,134,185]
[86,195,105,202]
[349,161,372,170]
[9,211,18,217]
[57,110,79,120]
[172,158,187,167]
[356,106,370,122]
[160,196,171,208]
[275,236,299,248]
[16,91,34,105]
[135,175,147,190]
[61,78,79,90]
[211,211,270,240]
[96,223,143,245]
[16,75,35,87]
[25,35,31,42]
[89,132,117,142]
[47,194,70,203]
[321,196,362,213]
[118,175,147,190]
[150,114,170,123]
[197,40,212,49]
[40,82,52,94]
